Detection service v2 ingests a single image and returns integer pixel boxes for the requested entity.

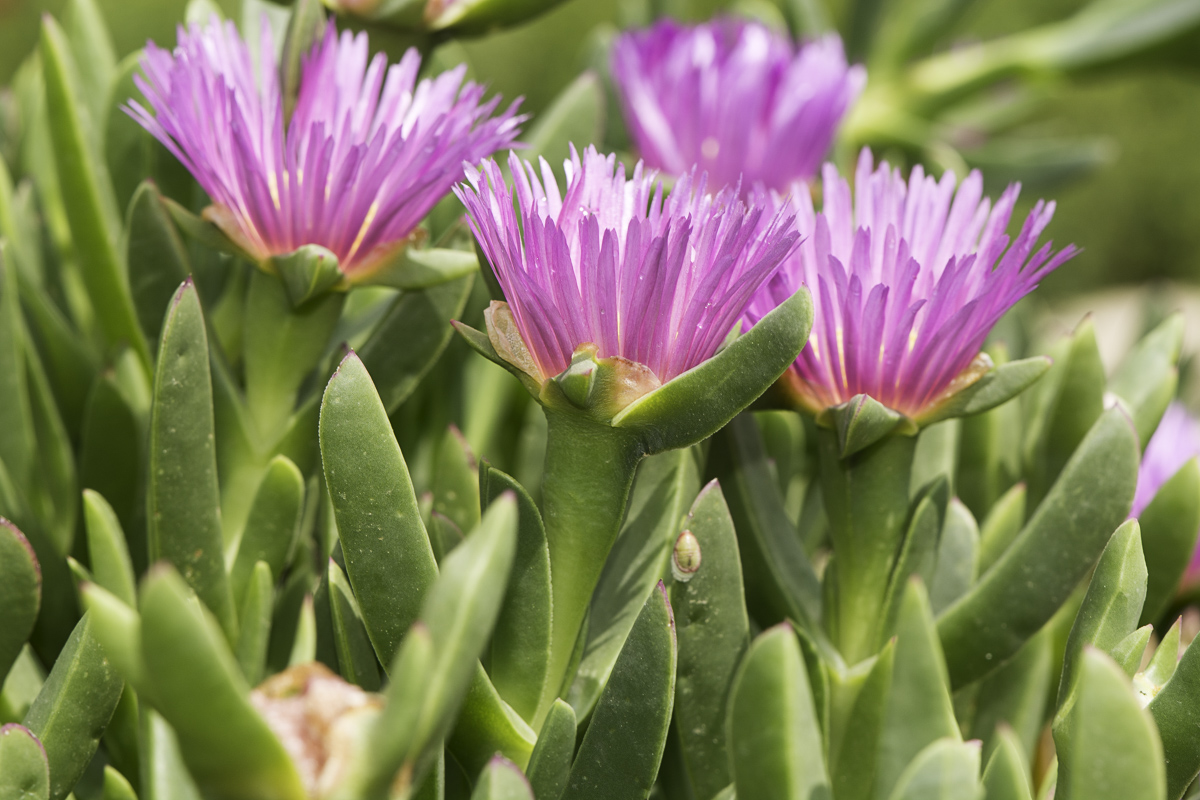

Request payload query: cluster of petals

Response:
[455,146,800,384]
[128,17,521,276]
[610,18,865,194]
[744,149,1078,418]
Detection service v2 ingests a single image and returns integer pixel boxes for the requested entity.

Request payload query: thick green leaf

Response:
[526,699,575,800]
[562,585,677,800]
[82,491,135,608]
[613,288,812,452]
[671,480,750,800]
[0,248,34,494]
[328,560,382,691]
[878,481,946,643]
[976,482,1026,576]
[138,567,305,800]
[968,629,1053,763]
[520,72,605,169]
[1061,649,1165,800]
[938,407,1138,687]
[39,17,148,368]
[319,351,439,666]
[229,456,305,609]
[447,667,537,780]
[710,414,822,633]
[235,561,274,687]
[929,500,979,615]
[366,247,479,292]
[140,708,204,800]
[80,584,143,691]
[956,348,1023,519]
[62,0,116,126]
[728,624,829,800]
[124,181,191,349]
[426,0,571,32]
[0,521,40,683]
[287,595,318,668]
[433,427,481,538]
[1143,618,1182,690]
[568,448,701,721]
[916,357,1051,427]
[101,765,136,800]
[981,727,1034,800]
[0,724,49,800]
[830,643,894,800]
[470,757,535,800]
[1109,314,1183,449]
[480,464,551,724]
[149,280,236,640]
[1149,631,1200,799]
[876,581,961,800]
[25,348,77,558]
[1022,318,1105,507]
[1113,624,1154,677]
[885,739,982,800]
[1138,459,1200,625]
[22,614,123,800]
[359,275,474,413]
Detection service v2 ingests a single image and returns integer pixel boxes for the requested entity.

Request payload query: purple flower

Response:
[745,148,1077,419]
[454,146,799,388]
[610,18,864,194]
[1133,402,1200,517]
[128,18,521,278]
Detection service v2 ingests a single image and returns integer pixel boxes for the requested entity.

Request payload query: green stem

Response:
[818,428,916,665]
[535,409,643,726]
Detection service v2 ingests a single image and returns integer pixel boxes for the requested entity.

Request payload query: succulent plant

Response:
[3,1,1200,800]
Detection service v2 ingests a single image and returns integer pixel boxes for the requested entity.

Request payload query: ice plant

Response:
[746,148,1078,425]
[1132,401,1200,587]
[610,18,864,194]
[128,16,521,283]
[455,144,811,724]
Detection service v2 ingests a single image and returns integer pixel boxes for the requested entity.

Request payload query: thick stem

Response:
[535,409,643,725]
[818,428,917,665]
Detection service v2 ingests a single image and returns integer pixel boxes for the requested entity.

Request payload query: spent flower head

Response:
[128,17,521,279]
[610,18,864,194]
[454,145,799,411]
[745,148,1077,420]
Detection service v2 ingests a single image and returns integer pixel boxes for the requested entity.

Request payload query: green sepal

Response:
[876,580,961,800]
[426,0,572,34]
[0,520,40,683]
[526,699,576,800]
[81,490,136,607]
[480,463,550,724]
[915,357,1051,427]
[981,727,1035,800]
[360,247,479,291]
[136,566,306,800]
[470,756,535,800]
[319,351,439,666]
[613,288,813,453]
[562,584,677,800]
[267,244,344,307]
[818,393,912,458]
[0,724,50,800]
[937,406,1139,688]
[22,614,124,800]
[885,739,983,800]
[1062,649,1166,800]
[452,319,543,399]
[1149,629,1200,799]
[727,623,829,800]
[1137,459,1200,625]
[1108,313,1183,449]
[149,280,237,642]
[234,561,274,687]
[670,480,751,800]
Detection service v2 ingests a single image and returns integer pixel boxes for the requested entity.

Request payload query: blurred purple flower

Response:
[1132,402,1200,517]
[610,18,865,194]
[129,17,521,278]
[455,146,799,385]
[744,148,1077,419]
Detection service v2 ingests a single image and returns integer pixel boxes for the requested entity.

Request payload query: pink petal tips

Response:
[454,146,801,385]
[127,17,522,277]
[611,18,865,194]
[745,148,1078,418]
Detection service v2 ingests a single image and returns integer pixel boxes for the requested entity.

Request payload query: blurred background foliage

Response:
[1,0,1199,301]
